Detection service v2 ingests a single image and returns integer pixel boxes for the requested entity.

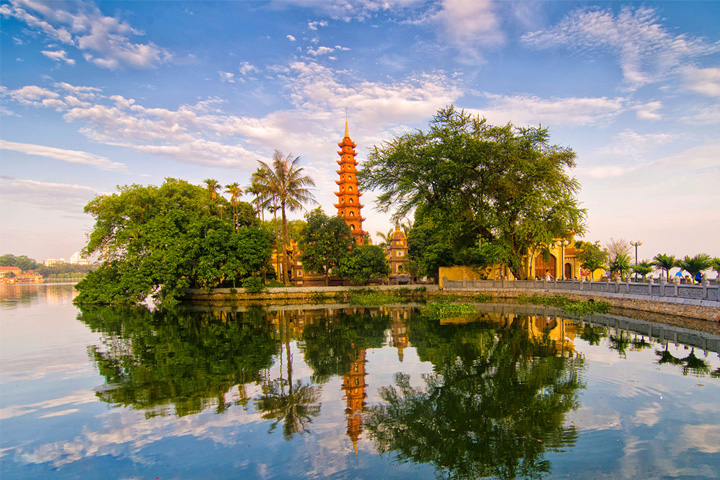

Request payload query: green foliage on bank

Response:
[74,178,273,306]
[348,290,401,306]
[421,301,478,319]
[518,294,610,317]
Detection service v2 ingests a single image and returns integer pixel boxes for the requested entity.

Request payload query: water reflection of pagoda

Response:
[342,347,367,455]
[390,308,410,362]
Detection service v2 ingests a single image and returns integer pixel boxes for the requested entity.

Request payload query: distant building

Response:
[386,226,409,283]
[0,266,22,282]
[43,258,67,267]
[70,251,91,265]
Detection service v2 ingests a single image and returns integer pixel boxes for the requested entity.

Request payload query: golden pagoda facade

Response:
[334,121,366,245]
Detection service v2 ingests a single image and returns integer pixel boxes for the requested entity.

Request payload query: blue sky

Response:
[1,0,718,262]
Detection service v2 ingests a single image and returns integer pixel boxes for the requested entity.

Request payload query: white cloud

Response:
[598,129,675,158]
[308,20,328,30]
[474,93,625,126]
[276,0,426,22]
[521,6,720,89]
[2,62,460,171]
[218,71,236,83]
[1,0,172,70]
[287,34,296,42]
[0,139,127,171]
[5,85,61,105]
[238,61,258,75]
[0,177,101,211]
[683,66,720,97]
[633,101,662,120]
[307,46,334,56]
[41,49,75,65]
[433,0,504,60]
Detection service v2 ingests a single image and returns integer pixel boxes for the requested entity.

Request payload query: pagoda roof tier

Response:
[337,149,357,156]
[334,203,365,210]
[334,191,363,197]
[337,140,357,148]
[336,169,357,174]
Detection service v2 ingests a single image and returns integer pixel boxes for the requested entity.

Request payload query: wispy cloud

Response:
[0,0,172,70]
[474,93,625,126]
[521,6,720,89]
[682,66,720,97]
[3,63,461,170]
[0,140,127,171]
[0,177,101,211]
[433,0,504,61]
[41,49,75,65]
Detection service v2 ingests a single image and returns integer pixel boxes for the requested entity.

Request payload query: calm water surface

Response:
[1,284,719,479]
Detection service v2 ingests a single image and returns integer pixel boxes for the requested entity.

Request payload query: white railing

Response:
[441,277,720,302]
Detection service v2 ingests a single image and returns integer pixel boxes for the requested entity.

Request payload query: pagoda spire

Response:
[334,121,366,244]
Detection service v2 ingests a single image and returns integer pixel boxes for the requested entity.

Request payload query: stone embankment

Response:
[184,280,719,323]
[441,278,720,322]
[183,284,437,305]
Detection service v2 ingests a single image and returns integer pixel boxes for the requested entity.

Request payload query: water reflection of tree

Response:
[579,324,607,346]
[78,305,278,416]
[366,313,584,480]
[256,311,321,439]
[608,330,632,358]
[299,309,391,382]
[655,345,711,377]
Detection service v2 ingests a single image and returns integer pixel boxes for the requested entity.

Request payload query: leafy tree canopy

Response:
[299,208,354,285]
[335,244,390,285]
[0,254,39,271]
[74,178,272,305]
[359,106,586,279]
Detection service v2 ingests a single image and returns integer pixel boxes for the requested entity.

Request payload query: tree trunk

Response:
[281,202,289,285]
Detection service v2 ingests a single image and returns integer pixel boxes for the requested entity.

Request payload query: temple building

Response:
[386,225,409,283]
[334,121,367,245]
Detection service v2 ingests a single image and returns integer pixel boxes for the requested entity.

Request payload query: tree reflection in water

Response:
[77,305,279,417]
[366,312,585,480]
[256,311,321,439]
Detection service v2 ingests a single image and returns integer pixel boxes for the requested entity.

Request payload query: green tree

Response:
[651,253,679,281]
[299,208,354,285]
[711,257,720,277]
[574,241,607,279]
[0,254,39,271]
[359,106,586,280]
[632,260,654,282]
[254,151,316,285]
[607,253,632,280]
[335,244,390,285]
[225,182,243,231]
[74,178,272,305]
[679,253,712,284]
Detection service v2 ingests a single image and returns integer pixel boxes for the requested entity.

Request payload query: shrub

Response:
[241,277,266,294]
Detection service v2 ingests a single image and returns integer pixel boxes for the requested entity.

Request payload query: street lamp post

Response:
[630,241,642,282]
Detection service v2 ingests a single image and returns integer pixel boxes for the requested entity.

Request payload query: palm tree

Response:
[203,178,223,219]
[651,253,679,281]
[203,178,221,201]
[678,253,712,284]
[607,253,632,280]
[225,182,243,231]
[712,257,720,278]
[254,150,316,284]
[631,260,653,282]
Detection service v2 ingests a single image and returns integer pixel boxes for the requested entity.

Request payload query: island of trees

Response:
[4,106,714,303]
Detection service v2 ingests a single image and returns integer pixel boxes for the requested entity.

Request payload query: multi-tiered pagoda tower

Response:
[334,121,366,245]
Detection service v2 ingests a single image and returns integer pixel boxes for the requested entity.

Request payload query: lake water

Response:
[1,284,719,479]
